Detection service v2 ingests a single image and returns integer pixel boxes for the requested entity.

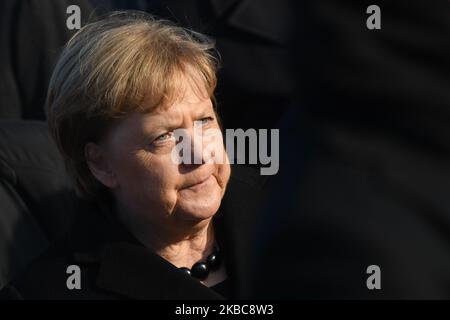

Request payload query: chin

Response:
[175,191,223,222]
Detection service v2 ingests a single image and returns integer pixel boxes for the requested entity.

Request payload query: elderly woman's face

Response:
[91,74,231,228]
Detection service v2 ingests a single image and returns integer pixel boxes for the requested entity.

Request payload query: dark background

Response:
[1,0,450,299]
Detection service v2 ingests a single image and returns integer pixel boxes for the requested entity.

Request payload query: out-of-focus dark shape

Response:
[0,121,76,291]
[246,0,450,299]
[1,0,296,130]
[88,0,153,13]
[150,0,296,130]
[0,0,93,120]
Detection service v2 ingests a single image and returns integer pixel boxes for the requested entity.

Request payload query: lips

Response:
[183,174,213,190]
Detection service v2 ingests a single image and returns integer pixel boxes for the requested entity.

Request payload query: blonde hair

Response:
[46,11,219,198]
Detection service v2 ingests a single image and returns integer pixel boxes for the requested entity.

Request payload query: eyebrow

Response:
[143,99,216,139]
[146,100,214,132]
[192,100,214,118]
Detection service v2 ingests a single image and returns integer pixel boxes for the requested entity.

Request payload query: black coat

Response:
[0,165,265,300]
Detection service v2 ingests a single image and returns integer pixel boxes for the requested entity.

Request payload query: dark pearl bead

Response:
[179,267,191,276]
[207,252,221,271]
[191,262,209,280]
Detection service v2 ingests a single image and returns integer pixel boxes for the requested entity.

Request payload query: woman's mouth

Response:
[183,175,214,191]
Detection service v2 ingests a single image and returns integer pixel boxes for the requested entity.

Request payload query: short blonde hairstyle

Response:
[46,11,218,198]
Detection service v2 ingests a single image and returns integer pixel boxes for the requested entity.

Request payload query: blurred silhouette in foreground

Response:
[246,0,450,299]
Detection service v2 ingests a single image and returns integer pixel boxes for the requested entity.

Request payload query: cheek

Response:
[216,162,231,191]
[208,136,230,189]
[114,151,180,201]
[200,135,230,190]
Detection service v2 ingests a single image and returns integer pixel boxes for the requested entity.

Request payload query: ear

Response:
[85,142,118,189]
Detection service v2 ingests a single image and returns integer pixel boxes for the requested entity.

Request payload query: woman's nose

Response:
[189,133,205,165]
[175,128,205,165]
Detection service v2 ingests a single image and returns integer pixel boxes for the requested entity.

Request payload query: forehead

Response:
[110,76,214,142]
[148,75,212,121]
[142,68,213,120]
[143,66,212,113]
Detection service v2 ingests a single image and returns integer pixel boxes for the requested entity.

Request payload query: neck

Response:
[118,204,216,268]
[155,219,216,268]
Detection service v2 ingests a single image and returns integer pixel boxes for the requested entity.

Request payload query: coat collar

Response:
[95,242,223,300]
[71,212,224,299]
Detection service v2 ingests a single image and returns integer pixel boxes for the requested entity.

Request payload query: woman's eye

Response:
[199,117,214,125]
[154,132,173,143]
